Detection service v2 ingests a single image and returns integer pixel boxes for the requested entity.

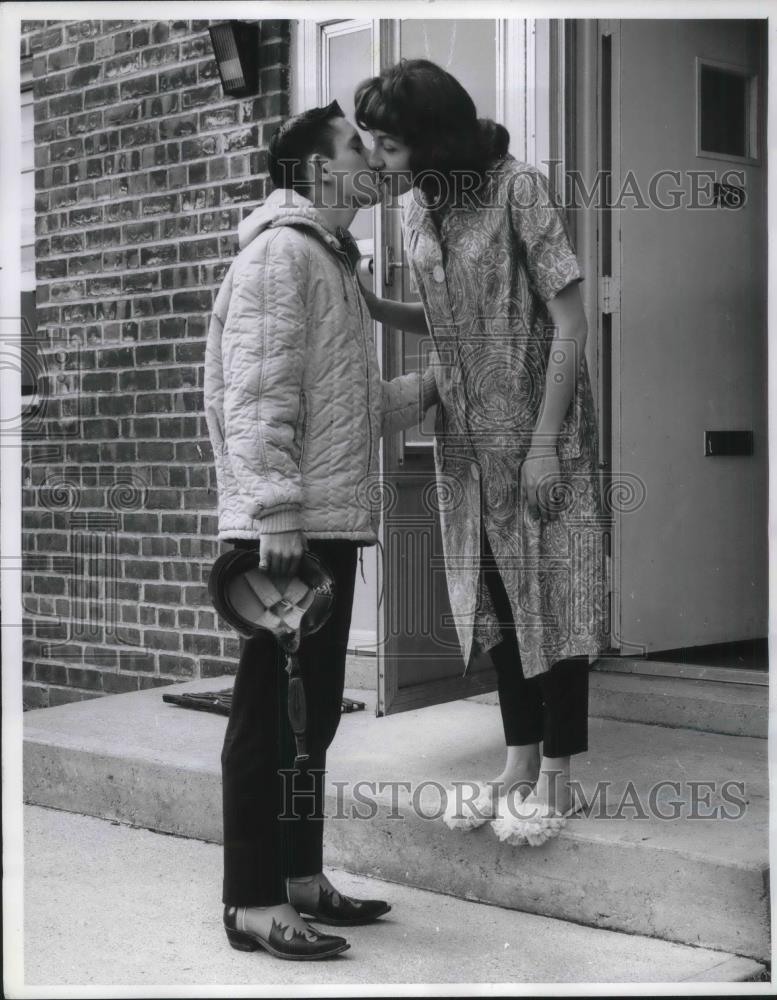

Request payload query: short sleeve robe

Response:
[401,156,608,679]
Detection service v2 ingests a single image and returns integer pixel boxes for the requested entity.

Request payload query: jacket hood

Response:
[237,188,341,251]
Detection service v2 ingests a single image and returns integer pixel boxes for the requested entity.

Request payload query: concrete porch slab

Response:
[23,805,766,987]
[23,676,770,961]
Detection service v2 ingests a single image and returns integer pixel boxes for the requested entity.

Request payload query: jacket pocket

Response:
[293,390,308,468]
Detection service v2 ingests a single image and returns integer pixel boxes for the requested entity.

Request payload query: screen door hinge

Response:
[599,275,619,315]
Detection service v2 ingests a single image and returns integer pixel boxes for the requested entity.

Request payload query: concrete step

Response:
[471,661,768,738]
[21,805,766,987]
[23,677,770,962]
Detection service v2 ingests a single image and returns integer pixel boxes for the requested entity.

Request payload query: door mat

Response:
[162,689,366,716]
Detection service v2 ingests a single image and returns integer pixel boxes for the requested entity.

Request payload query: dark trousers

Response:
[221,538,359,907]
[481,530,589,757]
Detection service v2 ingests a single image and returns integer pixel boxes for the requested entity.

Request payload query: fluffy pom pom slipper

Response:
[442,781,506,831]
[490,794,580,847]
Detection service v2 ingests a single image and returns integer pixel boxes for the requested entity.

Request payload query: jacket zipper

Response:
[296,389,307,469]
[353,269,374,475]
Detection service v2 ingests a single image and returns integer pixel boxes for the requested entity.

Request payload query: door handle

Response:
[384,244,403,288]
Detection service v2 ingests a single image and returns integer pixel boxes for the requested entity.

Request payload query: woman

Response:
[354,60,607,847]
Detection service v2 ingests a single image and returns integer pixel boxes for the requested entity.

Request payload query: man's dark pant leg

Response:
[221,538,359,906]
[285,539,359,878]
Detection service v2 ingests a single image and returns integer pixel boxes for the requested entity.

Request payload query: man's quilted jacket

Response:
[204,187,436,543]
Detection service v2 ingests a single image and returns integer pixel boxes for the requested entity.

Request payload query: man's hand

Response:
[258,530,306,581]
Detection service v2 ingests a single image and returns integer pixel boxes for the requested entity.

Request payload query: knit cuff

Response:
[253,506,303,534]
[421,367,439,410]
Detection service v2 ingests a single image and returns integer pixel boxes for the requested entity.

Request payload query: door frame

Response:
[291,18,570,713]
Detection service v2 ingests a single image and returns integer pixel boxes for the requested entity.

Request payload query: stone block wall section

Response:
[21,19,291,708]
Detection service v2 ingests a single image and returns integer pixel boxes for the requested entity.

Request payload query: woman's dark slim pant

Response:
[480,529,589,757]
[221,538,359,908]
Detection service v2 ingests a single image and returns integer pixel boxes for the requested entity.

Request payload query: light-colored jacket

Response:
[204,187,435,543]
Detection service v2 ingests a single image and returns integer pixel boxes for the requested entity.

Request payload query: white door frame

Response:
[289,18,561,709]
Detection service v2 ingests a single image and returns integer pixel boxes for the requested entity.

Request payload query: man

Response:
[204,101,437,961]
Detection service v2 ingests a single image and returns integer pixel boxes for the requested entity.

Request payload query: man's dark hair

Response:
[267,100,345,193]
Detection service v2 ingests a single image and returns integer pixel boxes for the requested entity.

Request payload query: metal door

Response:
[605,20,767,652]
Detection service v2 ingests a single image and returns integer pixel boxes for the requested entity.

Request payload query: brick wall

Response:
[21,19,291,708]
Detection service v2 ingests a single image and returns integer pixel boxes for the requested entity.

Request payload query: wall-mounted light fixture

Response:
[209,21,261,97]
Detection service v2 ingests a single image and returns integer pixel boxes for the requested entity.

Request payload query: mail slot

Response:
[704,430,754,456]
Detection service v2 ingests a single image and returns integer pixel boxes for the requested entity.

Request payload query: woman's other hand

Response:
[521,446,562,522]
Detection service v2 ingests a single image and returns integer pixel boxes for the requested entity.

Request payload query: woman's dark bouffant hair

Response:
[354,59,510,201]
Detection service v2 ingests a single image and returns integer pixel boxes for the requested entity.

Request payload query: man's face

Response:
[318,117,382,210]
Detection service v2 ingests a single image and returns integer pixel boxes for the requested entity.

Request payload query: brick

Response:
[180,237,218,261]
[220,180,261,204]
[84,131,119,156]
[76,41,95,63]
[143,93,179,118]
[34,661,69,685]
[103,249,139,270]
[121,512,160,536]
[142,193,179,216]
[123,221,159,243]
[83,372,117,392]
[123,560,160,580]
[158,654,196,677]
[136,441,174,462]
[159,65,197,91]
[140,244,178,267]
[158,366,197,390]
[65,21,101,42]
[142,43,180,69]
[201,658,237,678]
[67,64,102,87]
[97,346,133,369]
[29,25,64,52]
[97,395,133,416]
[151,22,171,44]
[147,489,180,510]
[119,370,156,391]
[102,671,139,694]
[159,317,187,338]
[143,629,181,651]
[200,106,239,130]
[180,81,222,109]
[183,632,220,657]
[99,442,137,462]
[120,123,159,147]
[67,665,105,689]
[172,289,212,312]
[48,46,77,71]
[50,137,84,162]
[84,84,120,109]
[104,50,141,78]
[142,537,178,557]
[104,102,142,127]
[135,393,174,415]
[161,513,199,534]
[160,215,195,238]
[144,581,182,604]
[119,74,157,100]
[121,271,160,294]
[159,114,198,139]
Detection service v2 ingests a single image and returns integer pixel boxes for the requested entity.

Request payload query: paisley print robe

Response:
[401,156,607,679]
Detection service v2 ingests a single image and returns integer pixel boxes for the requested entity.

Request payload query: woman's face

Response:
[367,130,413,197]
